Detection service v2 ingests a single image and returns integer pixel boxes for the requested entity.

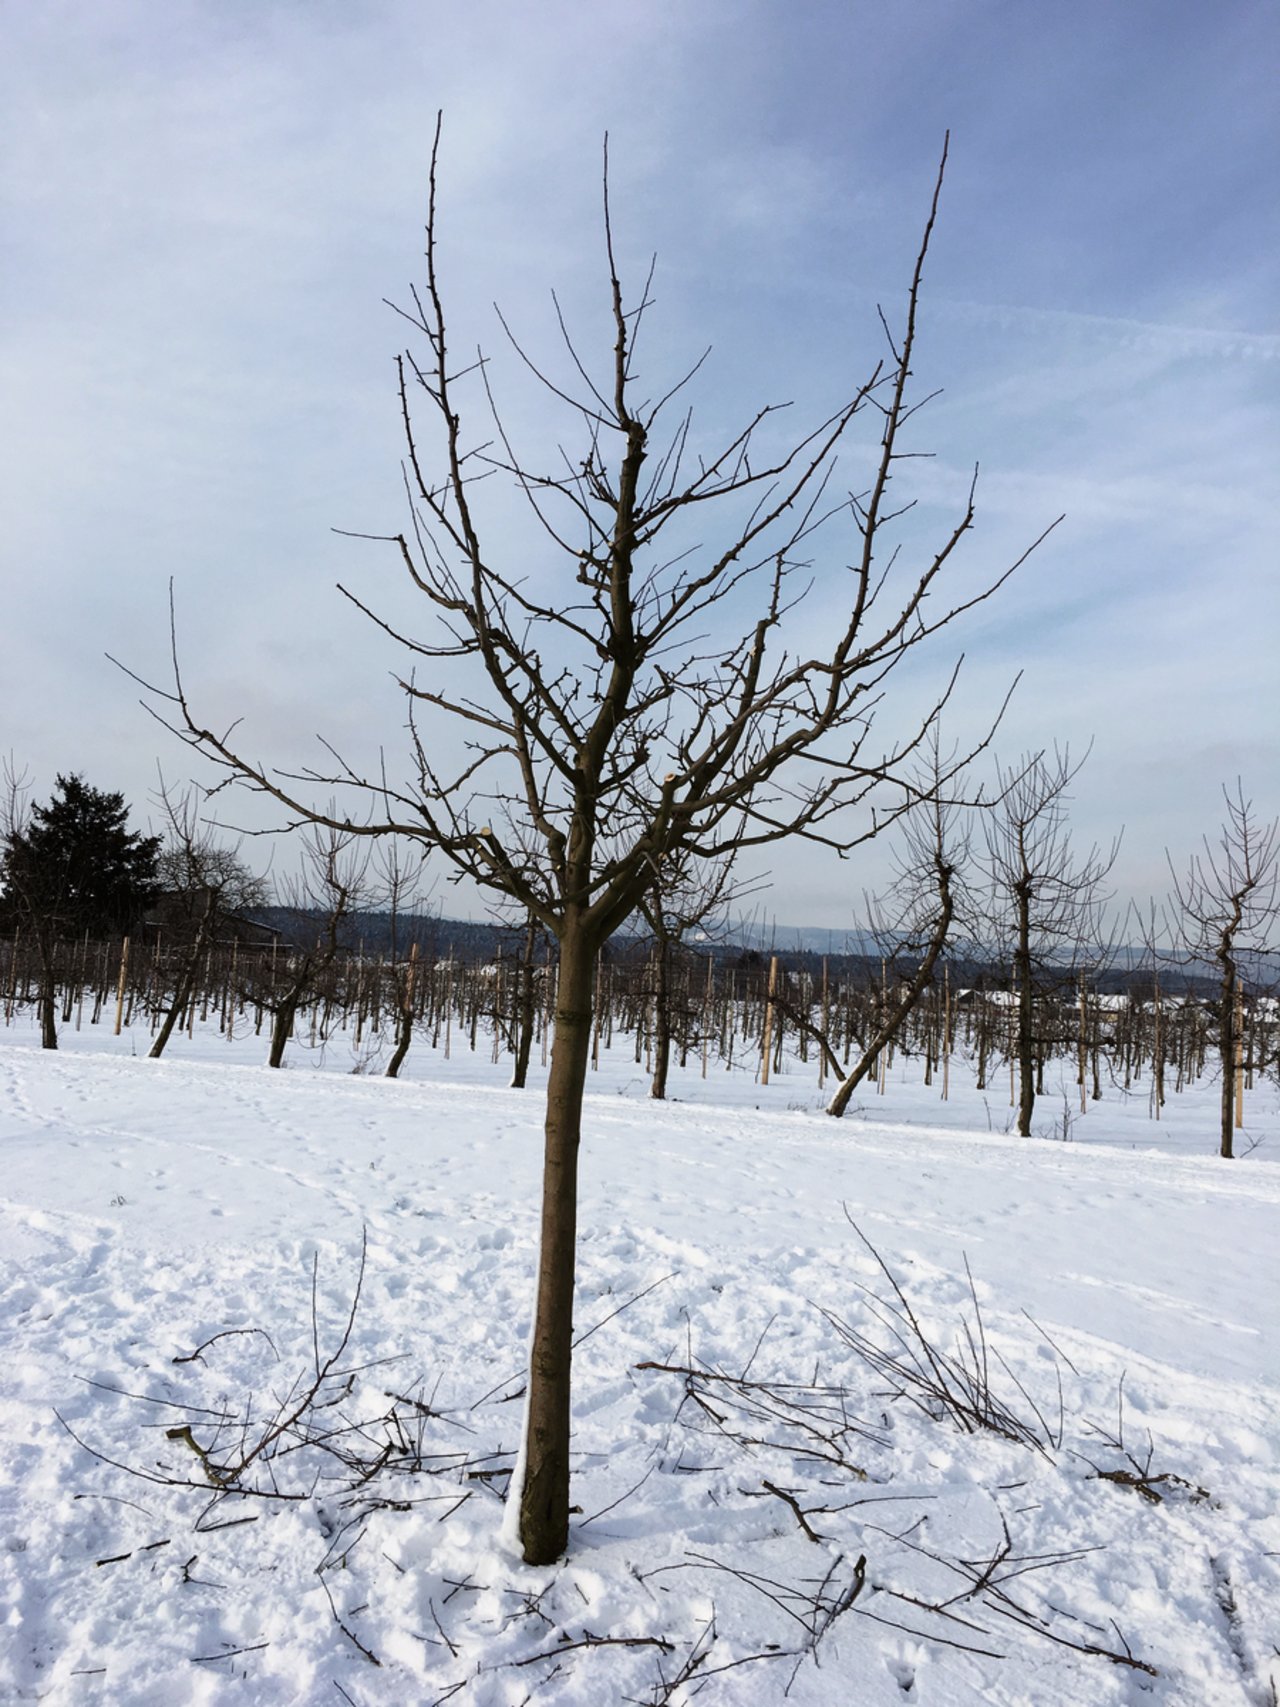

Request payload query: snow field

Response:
[0,1022,1277,1704]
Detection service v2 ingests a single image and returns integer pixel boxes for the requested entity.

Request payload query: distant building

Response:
[139,889,284,952]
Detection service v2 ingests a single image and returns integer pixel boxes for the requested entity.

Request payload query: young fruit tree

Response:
[1169,782,1279,1158]
[977,747,1118,1138]
[637,844,748,1101]
[148,782,269,1061]
[826,742,973,1118]
[125,127,1056,1563]
[262,826,370,1071]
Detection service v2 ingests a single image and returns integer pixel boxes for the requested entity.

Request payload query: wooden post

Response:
[1235,980,1245,1129]
[644,950,654,1077]
[941,965,951,1101]
[222,943,233,1040]
[699,956,712,1079]
[760,955,778,1085]
[542,958,555,1068]
[818,956,829,1088]
[4,930,19,1024]
[113,937,130,1036]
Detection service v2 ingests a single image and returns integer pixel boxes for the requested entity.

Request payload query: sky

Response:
[2,0,1277,931]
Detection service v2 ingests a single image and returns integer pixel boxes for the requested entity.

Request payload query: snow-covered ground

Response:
[2,1015,1277,1705]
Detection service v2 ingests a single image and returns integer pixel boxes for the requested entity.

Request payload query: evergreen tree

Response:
[1,774,161,939]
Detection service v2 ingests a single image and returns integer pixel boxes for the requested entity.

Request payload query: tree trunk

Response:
[518,924,595,1565]
[511,917,538,1089]
[650,933,671,1100]
[828,886,953,1118]
[385,1003,413,1079]
[385,943,418,1079]
[151,905,216,1060]
[268,987,302,1069]
[1218,966,1235,1159]
[38,967,58,1050]
[150,964,195,1059]
[1014,889,1035,1137]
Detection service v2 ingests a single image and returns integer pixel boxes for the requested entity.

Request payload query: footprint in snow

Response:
[886,1655,916,1695]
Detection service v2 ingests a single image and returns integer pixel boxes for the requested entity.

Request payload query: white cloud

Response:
[1,0,1276,926]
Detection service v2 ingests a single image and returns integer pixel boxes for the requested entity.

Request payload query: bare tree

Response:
[1169,782,1279,1158]
[148,782,269,1059]
[1125,898,1172,1120]
[123,128,1054,1563]
[504,909,547,1090]
[261,828,369,1070]
[638,845,746,1100]
[827,750,973,1116]
[374,838,433,1079]
[978,748,1117,1138]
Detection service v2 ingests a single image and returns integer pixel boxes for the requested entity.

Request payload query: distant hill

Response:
[247,906,1278,999]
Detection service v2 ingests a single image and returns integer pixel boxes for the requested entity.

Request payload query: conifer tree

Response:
[1,773,160,940]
